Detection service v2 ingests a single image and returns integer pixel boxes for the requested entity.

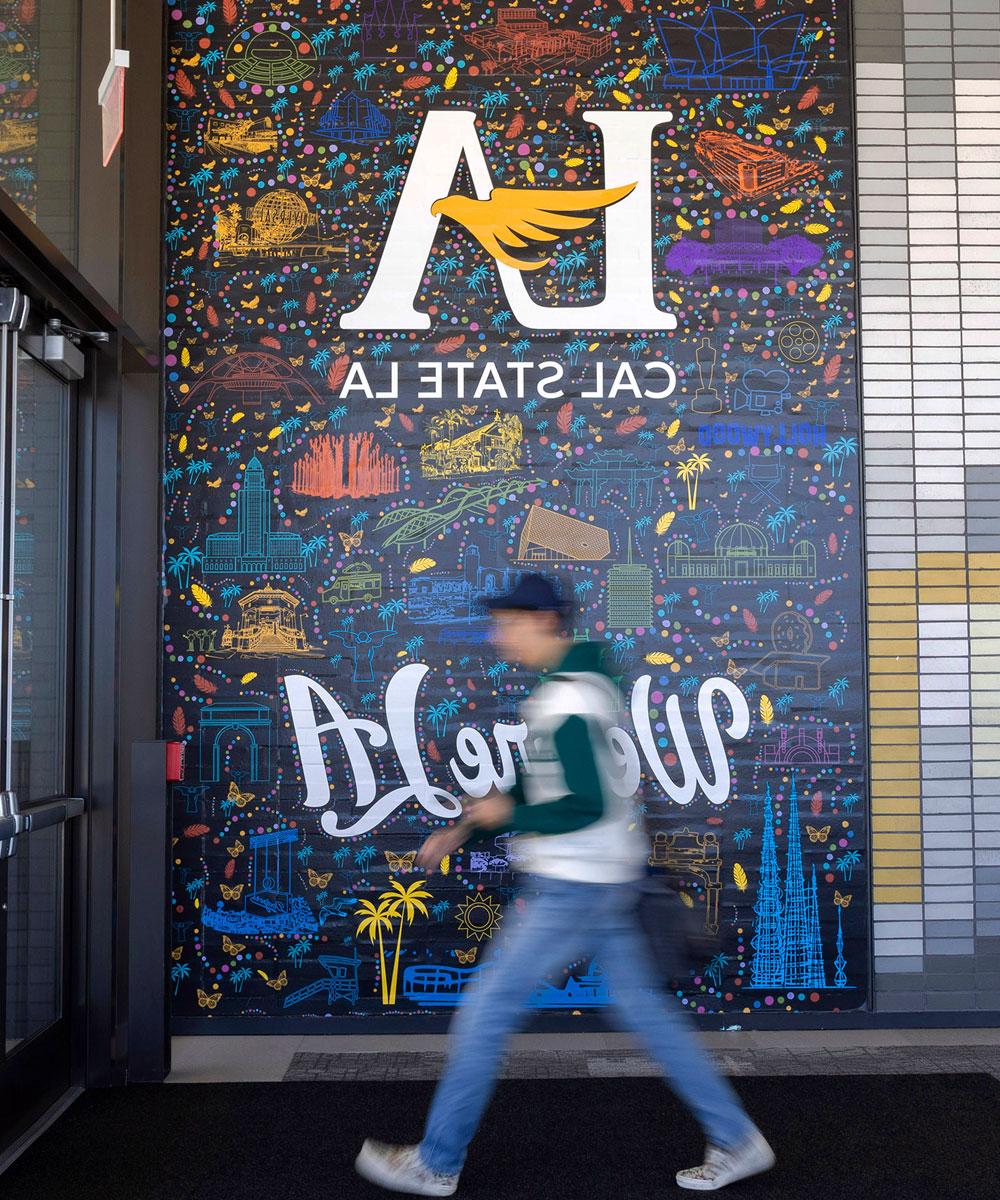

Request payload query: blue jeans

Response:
[418,874,754,1174]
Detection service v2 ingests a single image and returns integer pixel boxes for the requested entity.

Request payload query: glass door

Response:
[0,306,84,1146]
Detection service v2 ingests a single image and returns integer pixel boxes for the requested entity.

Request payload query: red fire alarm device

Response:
[165,742,185,782]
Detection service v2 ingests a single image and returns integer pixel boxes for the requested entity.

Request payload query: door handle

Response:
[0,789,22,859]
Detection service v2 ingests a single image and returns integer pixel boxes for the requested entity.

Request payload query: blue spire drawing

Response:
[750,783,784,988]
[806,863,827,988]
[834,902,848,988]
[781,776,827,988]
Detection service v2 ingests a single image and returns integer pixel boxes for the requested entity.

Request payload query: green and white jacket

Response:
[495,642,646,884]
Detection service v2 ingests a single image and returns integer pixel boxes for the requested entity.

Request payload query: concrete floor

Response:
[169,1028,1000,1083]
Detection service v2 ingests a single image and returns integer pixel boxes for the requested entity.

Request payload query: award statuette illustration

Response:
[691,337,723,415]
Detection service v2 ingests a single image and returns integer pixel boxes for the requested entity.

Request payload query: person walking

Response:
[355,574,774,1194]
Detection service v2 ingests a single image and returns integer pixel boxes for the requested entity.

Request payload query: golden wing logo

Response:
[227,781,254,808]
[429,182,636,271]
[307,868,333,888]
[220,883,244,901]
[258,969,289,991]
[197,988,221,1009]
[385,850,417,874]
[222,935,246,956]
[806,824,831,843]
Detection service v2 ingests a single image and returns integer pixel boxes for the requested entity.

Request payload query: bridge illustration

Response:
[376,480,537,550]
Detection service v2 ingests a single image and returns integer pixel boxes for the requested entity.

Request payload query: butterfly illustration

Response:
[196,989,222,1009]
[222,935,246,956]
[226,839,245,858]
[726,659,748,680]
[710,631,730,648]
[171,946,184,961]
[258,969,288,991]
[806,825,831,843]
[834,890,852,908]
[295,507,309,517]
[626,405,642,415]
[309,420,327,431]
[741,342,757,353]
[454,947,478,964]
[289,355,304,367]
[385,849,417,874]
[308,868,334,888]
[190,361,205,374]
[667,439,688,454]
[339,529,363,554]
[773,117,791,130]
[228,781,254,808]
[220,883,244,901]
[724,372,738,384]
[818,102,835,115]
[574,84,594,101]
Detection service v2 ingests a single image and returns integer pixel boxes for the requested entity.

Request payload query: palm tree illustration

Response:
[486,660,509,687]
[404,635,424,658]
[832,435,858,478]
[756,588,780,612]
[827,677,849,707]
[383,879,433,1005]
[379,596,406,631]
[676,452,711,509]
[705,952,730,989]
[163,466,183,494]
[766,506,796,544]
[468,264,490,296]
[431,899,451,923]
[355,897,396,1004]
[663,591,682,614]
[612,635,636,662]
[679,675,700,697]
[332,845,351,872]
[834,850,862,881]
[840,792,860,813]
[354,843,378,879]
[171,962,191,996]
[733,827,752,849]
[231,966,253,992]
[574,579,595,600]
[328,404,349,429]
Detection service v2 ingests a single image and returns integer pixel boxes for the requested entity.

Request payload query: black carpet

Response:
[5,1075,999,1199]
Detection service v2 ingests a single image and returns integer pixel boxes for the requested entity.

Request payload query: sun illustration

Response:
[455,894,503,942]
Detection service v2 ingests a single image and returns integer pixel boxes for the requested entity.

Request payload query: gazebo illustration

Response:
[198,702,271,783]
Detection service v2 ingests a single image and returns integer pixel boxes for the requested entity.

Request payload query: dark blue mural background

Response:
[163,0,867,1021]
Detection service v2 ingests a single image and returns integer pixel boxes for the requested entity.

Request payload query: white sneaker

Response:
[355,1139,460,1197]
[676,1127,776,1191]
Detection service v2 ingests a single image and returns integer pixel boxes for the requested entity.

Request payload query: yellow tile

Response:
[872,832,922,850]
[918,552,967,569]
[872,814,922,832]
[872,867,923,886]
[970,588,1000,604]
[869,657,919,675]
[873,884,923,903]
[917,587,968,604]
[871,801,921,818]
[873,850,923,867]
[871,780,921,799]
[868,625,919,640]
[870,726,919,745]
[871,763,920,780]
[866,638,919,656]
[867,587,918,605]
[868,569,916,584]
[870,692,919,709]
[870,708,919,727]
[969,553,1000,570]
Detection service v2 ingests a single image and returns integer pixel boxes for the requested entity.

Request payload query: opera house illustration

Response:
[664,522,816,580]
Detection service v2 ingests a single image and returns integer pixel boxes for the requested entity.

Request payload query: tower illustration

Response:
[606,529,654,629]
[750,784,784,988]
[806,863,827,988]
[204,456,306,574]
[781,775,820,988]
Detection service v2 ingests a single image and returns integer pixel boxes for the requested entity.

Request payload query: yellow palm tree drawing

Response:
[676,452,712,509]
[383,878,433,1005]
[355,896,395,1005]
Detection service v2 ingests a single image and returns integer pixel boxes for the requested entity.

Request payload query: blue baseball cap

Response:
[483,572,570,616]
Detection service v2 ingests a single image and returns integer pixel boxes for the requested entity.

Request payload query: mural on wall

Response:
[164,0,866,1021]
[0,0,40,219]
